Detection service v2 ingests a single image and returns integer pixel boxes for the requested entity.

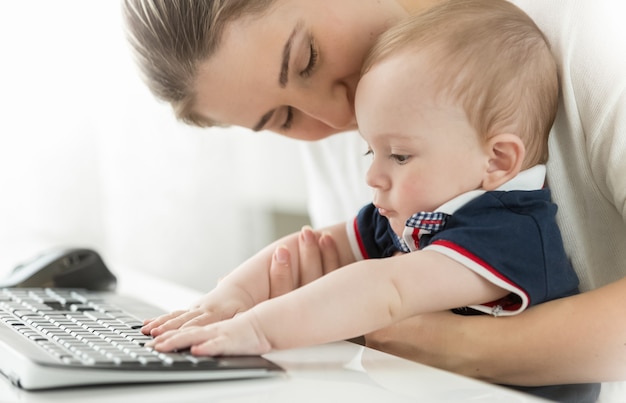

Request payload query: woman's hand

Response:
[268,226,341,297]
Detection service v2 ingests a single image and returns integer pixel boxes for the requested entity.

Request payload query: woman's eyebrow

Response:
[279,20,304,88]
[254,21,304,132]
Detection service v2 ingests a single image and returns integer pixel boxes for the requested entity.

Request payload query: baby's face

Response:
[355,53,490,236]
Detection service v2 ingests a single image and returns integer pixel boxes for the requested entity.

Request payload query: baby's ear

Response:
[482,133,525,191]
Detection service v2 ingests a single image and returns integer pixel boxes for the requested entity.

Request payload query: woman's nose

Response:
[293,81,355,130]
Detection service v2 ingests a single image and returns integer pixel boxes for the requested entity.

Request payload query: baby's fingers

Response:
[144,309,206,336]
[179,312,223,329]
[148,327,214,353]
[189,336,232,356]
[141,310,187,335]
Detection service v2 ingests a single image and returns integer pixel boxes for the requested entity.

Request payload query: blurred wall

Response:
[0,1,309,292]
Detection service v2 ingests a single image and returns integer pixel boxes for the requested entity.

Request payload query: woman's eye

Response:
[391,154,411,164]
[300,39,318,78]
[280,106,294,130]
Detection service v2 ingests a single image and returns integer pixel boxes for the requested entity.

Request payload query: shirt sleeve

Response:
[423,190,580,316]
[346,203,400,261]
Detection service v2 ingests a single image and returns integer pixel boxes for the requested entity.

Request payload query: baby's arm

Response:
[149,249,508,355]
[142,223,355,336]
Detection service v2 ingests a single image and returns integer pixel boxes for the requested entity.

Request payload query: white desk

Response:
[0,268,548,402]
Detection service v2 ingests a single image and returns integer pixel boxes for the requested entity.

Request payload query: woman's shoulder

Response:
[513,0,626,166]
[510,0,626,58]
[510,0,626,293]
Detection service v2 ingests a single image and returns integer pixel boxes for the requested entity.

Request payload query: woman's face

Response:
[191,0,407,140]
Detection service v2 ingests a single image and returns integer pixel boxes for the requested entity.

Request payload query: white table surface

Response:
[0,267,549,402]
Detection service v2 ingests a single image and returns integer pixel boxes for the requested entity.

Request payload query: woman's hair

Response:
[122,0,276,127]
[363,0,558,168]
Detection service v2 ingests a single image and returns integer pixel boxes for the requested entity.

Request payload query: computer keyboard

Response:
[0,288,283,390]
[1,288,216,368]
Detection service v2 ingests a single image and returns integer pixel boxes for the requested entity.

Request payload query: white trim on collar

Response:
[435,165,546,216]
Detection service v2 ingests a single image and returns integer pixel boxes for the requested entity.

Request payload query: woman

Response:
[123,0,626,399]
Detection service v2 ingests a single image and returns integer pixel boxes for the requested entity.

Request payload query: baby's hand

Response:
[142,289,254,337]
[142,307,214,336]
[147,312,271,356]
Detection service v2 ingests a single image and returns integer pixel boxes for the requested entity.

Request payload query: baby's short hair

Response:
[363,0,558,167]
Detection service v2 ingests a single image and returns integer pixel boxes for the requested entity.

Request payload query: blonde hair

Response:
[122,0,276,127]
[363,0,558,168]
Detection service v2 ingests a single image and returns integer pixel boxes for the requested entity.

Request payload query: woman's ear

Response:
[482,133,525,190]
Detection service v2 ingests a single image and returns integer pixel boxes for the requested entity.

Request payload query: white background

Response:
[0,1,309,292]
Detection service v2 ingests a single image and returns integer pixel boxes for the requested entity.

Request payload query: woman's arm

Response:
[367,277,626,385]
[270,235,626,384]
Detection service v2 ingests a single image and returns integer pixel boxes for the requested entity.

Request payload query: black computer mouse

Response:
[0,248,117,291]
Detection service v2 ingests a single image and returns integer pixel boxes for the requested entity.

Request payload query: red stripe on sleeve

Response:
[431,239,531,307]
[353,217,369,260]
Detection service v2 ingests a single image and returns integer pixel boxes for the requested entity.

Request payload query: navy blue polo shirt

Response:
[346,166,580,316]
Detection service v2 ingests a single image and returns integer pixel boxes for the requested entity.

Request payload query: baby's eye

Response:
[391,154,411,164]
[363,148,373,157]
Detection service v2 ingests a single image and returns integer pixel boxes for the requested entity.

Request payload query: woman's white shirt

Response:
[511,0,626,292]
[299,131,372,228]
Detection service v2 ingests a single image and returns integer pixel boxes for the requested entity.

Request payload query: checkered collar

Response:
[393,165,546,252]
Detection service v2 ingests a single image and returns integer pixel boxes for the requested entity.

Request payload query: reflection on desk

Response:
[0,341,547,402]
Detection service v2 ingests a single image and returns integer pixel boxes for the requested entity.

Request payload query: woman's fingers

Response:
[269,245,295,298]
[319,231,341,275]
[268,226,343,298]
[298,225,324,285]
